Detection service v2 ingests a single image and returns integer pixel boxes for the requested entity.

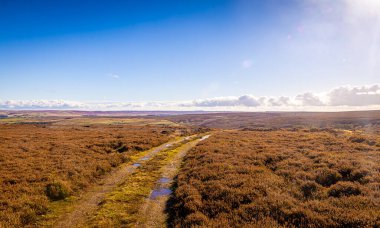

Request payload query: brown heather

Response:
[0,123,177,226]
[169,129,380,227]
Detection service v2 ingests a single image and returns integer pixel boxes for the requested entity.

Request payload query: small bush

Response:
[338,165,354,180]
[45,181,71,201]
[328,182,362,197]
[366,140,376,146]
[349,137,366,143]
[315,169,342,187]
[300,181,318,198]
[95,164,111,176]
[20,209,37,225]
[350,169,369,183]
[184,212,208,226]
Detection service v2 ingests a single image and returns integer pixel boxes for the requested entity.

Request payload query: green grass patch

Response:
[37,196,78,226]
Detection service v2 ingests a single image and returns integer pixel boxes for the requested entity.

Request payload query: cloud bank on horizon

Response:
[1,84,379,111]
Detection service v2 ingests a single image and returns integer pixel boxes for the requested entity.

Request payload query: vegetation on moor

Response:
[169,129,380,227]
[0,120,183,226]
[165,110,380,130]
[1,112,380,227]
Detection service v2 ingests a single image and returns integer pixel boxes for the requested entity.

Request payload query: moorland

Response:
[0,110,379,227]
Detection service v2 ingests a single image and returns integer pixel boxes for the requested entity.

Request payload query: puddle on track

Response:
[140,157,149,161]
[150,188,172,200]
[200,135,210,141]
[133,163,141,167]
[158,177,171,183]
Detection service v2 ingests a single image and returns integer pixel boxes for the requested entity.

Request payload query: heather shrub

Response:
[350,168,369,183]
[328,182,362,197]
[20,208,37,225]
[349,136,366,143]
[184,212,208,226]
[300,181,319,198]
[95,163,112,177]
[45,180,71,200]
[315,168,342,187]
[170,130,380,227]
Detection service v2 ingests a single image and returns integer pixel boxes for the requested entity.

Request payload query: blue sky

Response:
[0,0,379,110]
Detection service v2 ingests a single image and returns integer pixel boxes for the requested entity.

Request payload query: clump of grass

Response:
[328,182,362,197]
[20,208,38,225]
[349,136,366,143]
[315,168,342,187]
[45,181,71,201]
[300,181,319,198]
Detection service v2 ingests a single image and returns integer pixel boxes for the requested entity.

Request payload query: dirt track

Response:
[137,136,209,227]
[53,136,192,228]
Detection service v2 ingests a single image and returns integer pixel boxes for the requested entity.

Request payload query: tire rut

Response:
[137,135,210,228]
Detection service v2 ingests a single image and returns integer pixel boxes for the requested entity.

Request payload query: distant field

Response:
[3,110,380,130]
[0,119,187,227]
[169,129,380,227]
[0,116,180,127]
[163,111,380,130]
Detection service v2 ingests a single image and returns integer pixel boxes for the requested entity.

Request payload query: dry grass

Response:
[0,122,180,227]
[169,129,380,227]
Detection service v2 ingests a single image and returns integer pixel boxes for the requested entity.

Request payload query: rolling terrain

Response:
[0,111,379,227]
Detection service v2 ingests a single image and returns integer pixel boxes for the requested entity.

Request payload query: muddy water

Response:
[200,135,210,141]
[150,188,172,200]
[140,156,149,161]
[158,177,170,183]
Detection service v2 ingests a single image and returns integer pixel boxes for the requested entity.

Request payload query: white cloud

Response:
[109,74,120,79]
[301,0,380,74]
[265,96,291,106]
[186,95,260,107]
[327,84,380,106]
[0,100,84,109]
[1,84,379,111]
[242,59,253,69]
[190,97,236,107]
[345,0,380,18]
[296,92,325,106]
[238,95,260,106]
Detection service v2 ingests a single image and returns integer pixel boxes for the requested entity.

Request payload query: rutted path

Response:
[53,135,199,228]
[137,135,210,228]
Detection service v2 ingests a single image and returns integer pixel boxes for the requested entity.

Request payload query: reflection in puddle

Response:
[140,157,149,161]
[158,177,171,183]
[150,188,172,200]
[133,163,141,167]
[200,135,210,141]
